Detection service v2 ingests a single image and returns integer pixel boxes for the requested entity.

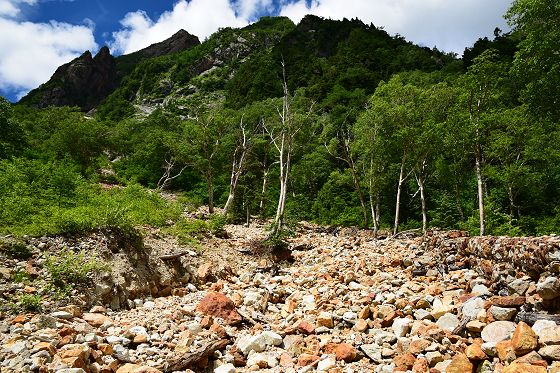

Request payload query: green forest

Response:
[0,0,558,238]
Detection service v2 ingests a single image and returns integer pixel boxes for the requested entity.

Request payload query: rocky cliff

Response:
[19,30,200,111]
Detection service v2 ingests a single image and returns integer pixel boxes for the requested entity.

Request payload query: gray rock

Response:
[481,342,497,357]
[414,309,433,321]
[461,297,485,319]
[508,278,530,295]
[56,369,87,373]
[539,345,560,359]
[481,321,516,343]
[537,276,560,300]
[489,306,517,321]
[361,344,382,363]
[261,331,282,346]
[343,311,357,324]
[471,284,491,296]
[425,351,443,366]
[436,313,460,331]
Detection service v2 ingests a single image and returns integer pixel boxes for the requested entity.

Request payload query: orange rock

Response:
[409,339,431,355]
[279,353,294,367]
[335,343,358,362]
[446,353,473,373]
[381,311,397,327]
[412,357,430,373]
[488,296,526,307]
[354,318,368,332]
[61,356,86,369]
[503,361,547,373]
[465,343,487,361]
[358,306,370,319]
[196,263,213,282]
[297,320,315,335]
[394,353,416,371]
[32,342,56,356]
[195,292,242,325]
[82,312,112,327]
[297,353,320,366]
[58,344,90,361]
[512,321,537,355]
[11,314,28,324]
[496,340,516,364]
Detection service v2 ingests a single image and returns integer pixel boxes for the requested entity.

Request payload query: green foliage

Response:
[0,239,32,259]
[17,294,42,312]
[45,248,108,289]
[0,97,25,158]
[165,214,227,249]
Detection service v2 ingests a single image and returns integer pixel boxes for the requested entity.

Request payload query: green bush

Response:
[17,294,42,312]
[45,248,108,289]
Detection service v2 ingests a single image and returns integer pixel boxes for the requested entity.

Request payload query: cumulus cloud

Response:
[0,3,96,99]
[279,0,511,54]
[0,0,36,17]
[110,0,251,55]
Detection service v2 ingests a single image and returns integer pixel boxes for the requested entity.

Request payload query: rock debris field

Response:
[3,223,560,373]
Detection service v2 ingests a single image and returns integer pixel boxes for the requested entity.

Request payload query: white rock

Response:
[361,344,382,363]
[489,306,517,321]
[481,321,516,343]
[436,313,460,331]
[532,320,557,336]
[51,311,73,319]
[481,342,497,357]
[317,356,336,371]
[471,284,491,296]
[261,331,283,346]
[143,301,156,309]
[214,363,236,373]
[392,318,412,337]
[461,297,485,319]
[237,334,267,355]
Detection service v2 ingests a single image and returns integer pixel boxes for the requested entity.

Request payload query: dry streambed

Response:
[2,225,560,372]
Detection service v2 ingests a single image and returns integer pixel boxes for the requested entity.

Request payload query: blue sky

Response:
[0,0,512,102]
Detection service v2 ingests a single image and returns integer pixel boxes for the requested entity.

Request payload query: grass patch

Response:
[45,248,109,290]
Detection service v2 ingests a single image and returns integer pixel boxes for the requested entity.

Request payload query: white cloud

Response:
[0,0,36,17]
[110,0,250,55]
[279,0,512,54]
[0,17,97,97]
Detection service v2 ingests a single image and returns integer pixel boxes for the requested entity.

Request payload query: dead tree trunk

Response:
[223,117,250,216]
[393,155,411,235]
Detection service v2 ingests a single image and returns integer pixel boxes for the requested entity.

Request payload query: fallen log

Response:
[515,311,560,325]
[162,338,230,372]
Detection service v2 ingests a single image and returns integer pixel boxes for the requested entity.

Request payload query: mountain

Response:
[19,30,200,111]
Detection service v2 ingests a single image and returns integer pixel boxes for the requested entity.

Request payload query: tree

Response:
[506,0,560,120]
[182,103,230,214]
[456,50,508,235]
[0,97,24,159]
[265,62,314,237]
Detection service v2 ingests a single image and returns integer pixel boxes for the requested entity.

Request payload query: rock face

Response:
[19,30,200,111]
[134,29,200,59]
[20,47,118,111]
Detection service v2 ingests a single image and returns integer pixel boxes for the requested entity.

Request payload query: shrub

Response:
[45,248,108,289]
[17,294,42,312]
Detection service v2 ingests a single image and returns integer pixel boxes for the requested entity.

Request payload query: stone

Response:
[195,292,242,325]
[503,362,547,373]
[82,313,112,327]
[465,343,487,360]
[536,325,560,345]
[489,306,517,321]
[317,356,336,371]
[297,320,315,335]
[237,334,267,355]
[261,331,282,346]
[355,318,368,332]
[196,262,213,281]
[431,298,454,320]
[315,311,333,328]
[488,296,526,307]
[409,338,431,355]
[537,276,560,300]
[466,320,486,332]
[297,353,320,366]
[392,318,413,337]
[414,309,432,321]
[436,313,460,332]
[481,342,497,357]
[246,352,279,368]
[394,353,416,371]
[51,311,73,320]
[425,351,443,367]
[481,321,516,343]
[472,284,491,296]
[214,363,236,373]
[496,340,516,363]
[532,320,557,336]
[462,297,485,319]
[335,343,357,362]
[539,345,560,359]
[508,278,531,296]
[361,344,382,363]
[512,321,538,355]
[446,353,473,373]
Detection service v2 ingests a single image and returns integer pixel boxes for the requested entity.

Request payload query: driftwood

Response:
[515,311,560,325]
[163,338,230,372]
[159,251,189,261]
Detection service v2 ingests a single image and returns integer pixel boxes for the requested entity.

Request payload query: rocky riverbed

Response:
[2,223,560,372]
